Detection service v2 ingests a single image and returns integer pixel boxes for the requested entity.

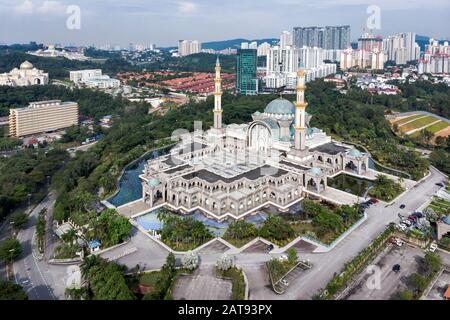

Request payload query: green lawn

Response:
[139,271,160,287]
[393,114,423,125]
[425,121,449,134]
[401,116,440,132]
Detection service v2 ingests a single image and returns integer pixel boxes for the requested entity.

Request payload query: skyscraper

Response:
[236,49,258,95]
[293,26,351,50]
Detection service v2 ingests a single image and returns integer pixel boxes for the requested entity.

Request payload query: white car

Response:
[280,279,289,286]
[278,254,288,261]
[428,242,438,252]
[397,224,407,231]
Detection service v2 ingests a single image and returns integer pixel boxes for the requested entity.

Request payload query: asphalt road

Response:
[13,193,68,300]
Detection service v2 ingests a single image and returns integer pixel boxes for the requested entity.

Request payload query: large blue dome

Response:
[264,98,295,115]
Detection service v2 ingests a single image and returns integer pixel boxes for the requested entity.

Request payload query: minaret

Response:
[294,68,307,150]
[213,56,222,129]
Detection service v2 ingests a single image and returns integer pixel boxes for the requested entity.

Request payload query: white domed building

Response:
[139,59,370,220]
[0,61,49,87]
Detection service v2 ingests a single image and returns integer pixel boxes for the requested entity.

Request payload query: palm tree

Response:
[80,255,103,279]
[61,228,78,245]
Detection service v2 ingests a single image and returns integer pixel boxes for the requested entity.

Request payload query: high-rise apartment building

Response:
[382,32,420,64]
[358,32,382,51]
[9,100,79,137]
[280,31,293,49]
[257,42,271,57]
[236,49,258,95]
[265,45,336,89]
[178,40,202,56]
[293,26,351,50]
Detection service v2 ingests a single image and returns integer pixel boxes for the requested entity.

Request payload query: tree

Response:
[0,281,28,300]
[216,254,233,271]
[259,215,295,241]
[423,252,442,276]
[8,212,28,230]
[0,238,22,263]
[61,228,78,245]
[224,220,257,240]
[287,248,298,265]
[181,251,199,271]
[397,290,414,300]
[409,273,428,292]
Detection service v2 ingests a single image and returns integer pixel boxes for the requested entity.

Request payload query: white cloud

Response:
[14,0,34,15]
[36,1,66,16]
[178,1,197,14]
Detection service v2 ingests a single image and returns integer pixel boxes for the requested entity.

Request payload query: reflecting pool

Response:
[327,173,374,197]
[135,208,269,237]
[108,146,173,207]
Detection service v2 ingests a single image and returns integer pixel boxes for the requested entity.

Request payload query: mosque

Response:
[0,61,49,87]
[140,58,369,220]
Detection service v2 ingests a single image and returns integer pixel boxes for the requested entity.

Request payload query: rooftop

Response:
[310,142,349,155]
[182,165,288,184]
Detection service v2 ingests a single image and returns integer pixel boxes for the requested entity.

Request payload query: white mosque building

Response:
[0,61,49,87]
[140,57,370,220]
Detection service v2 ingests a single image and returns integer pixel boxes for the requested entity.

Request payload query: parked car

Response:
[371,198,379,203]
[428,242,438,253]
[266,244,274,252]
[435,183,444,187]
[397,224,407,231]
[400,204,406,209]
[392,264,401,273]
[278,254,288,261]
[280,279,289,286]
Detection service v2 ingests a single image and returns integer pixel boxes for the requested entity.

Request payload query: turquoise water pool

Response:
[108,146,173,207]
[135,209,269,237]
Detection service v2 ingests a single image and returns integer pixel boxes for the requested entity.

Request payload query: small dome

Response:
[148,178,161,187]
[348,148,363,157]
[308,167,323,176]
[20,61,34,70]
[443,216,450,225]
[264,98,295,115]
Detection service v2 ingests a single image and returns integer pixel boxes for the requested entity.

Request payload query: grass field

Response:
[427,197,450,215]
[392,114,425,125]
[425,121,450,134]
[400,116,440,133]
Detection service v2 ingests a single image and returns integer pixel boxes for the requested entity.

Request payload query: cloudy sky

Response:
[0,0,449,46]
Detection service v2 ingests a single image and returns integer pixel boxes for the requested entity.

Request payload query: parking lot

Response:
[341,244,425,300]
[198,240,230,254]
[423,270,450,300]
[172,264,232,300]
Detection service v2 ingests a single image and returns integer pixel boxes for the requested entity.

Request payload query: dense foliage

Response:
[0,148,67,221]
[0,281,28,300]
[80,255,135,300]
[368,174,405,202]
[157,211,213,250]
[0,238,22,262]
[259,214,295,241]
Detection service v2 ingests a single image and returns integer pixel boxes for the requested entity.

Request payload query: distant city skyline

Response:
[0,0,449,47]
